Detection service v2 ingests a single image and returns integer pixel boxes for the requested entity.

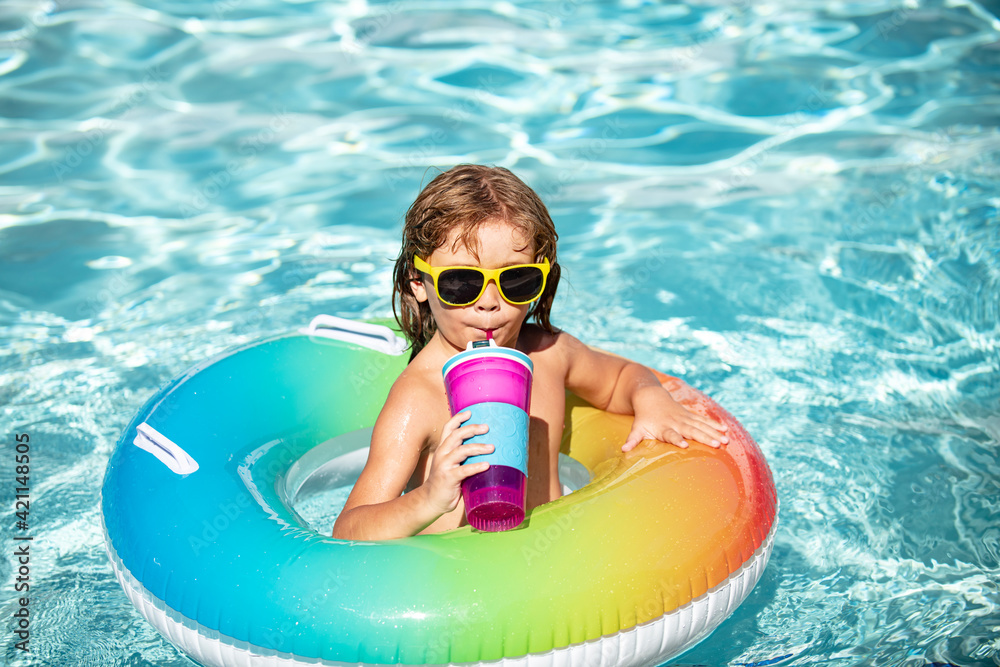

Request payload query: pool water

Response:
[1,1,998,665]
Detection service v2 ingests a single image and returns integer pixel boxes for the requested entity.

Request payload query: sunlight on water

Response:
[1,0,998,665]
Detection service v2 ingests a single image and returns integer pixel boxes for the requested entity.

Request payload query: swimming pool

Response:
[1,0,998,665]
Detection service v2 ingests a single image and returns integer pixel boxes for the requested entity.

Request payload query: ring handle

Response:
[133,422,199,475]
[300,315,407,356]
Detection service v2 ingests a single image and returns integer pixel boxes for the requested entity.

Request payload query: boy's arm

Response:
[558,333,728,451]
[332,377,492,540]
[331,381,435,540]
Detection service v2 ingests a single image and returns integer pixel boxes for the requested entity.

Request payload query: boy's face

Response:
[411,220,536,352]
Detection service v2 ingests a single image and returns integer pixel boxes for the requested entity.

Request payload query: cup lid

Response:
[442,340,533,379]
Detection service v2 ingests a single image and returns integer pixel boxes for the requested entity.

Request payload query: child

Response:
[332,165,728,540]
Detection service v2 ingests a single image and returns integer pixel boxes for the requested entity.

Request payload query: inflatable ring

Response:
[101,317,778,666]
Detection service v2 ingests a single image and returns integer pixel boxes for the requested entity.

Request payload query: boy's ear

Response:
[410,273,428,303]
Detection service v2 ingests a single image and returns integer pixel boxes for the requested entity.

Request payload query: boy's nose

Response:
[475,279,502,310]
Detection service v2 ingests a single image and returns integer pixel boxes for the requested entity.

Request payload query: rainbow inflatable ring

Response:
[101,316,778,666]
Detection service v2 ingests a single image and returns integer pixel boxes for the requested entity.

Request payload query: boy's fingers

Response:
[665,430,688,448]
[447,423,488,445]
[450,441,493,464]
[621,429,643,451]
[441,412,471,438]
[683,426,713,447]
[458,461,490,479]
[624,421,732,450]
[684,413,727,435]
[448,411,472,428]
[689,423,728,447]
[439,426,476,456]
[685,415,728,437]
[705,417,728,432]
[705,420,729,440]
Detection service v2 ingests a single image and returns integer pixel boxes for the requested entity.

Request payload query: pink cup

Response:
[442,340,533,531]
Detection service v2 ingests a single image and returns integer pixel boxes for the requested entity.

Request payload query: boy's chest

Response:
[526,363,567,443]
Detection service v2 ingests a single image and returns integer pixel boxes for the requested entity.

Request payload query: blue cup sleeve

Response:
[459,402,528,476]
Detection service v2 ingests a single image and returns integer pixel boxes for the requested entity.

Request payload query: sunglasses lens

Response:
[499,266,545,303]
[437,268,485,305]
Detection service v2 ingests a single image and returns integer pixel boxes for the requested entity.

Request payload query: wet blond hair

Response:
[392,165,561,358]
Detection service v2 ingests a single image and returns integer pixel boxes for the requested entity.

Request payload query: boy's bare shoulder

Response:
[382,360,439,413]
[520,324,587,383]
[519,323,582,356]
[374,358,444,447]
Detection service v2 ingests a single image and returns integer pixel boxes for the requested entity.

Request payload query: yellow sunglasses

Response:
[413,255,551,307]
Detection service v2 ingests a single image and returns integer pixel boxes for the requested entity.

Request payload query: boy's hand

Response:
[622,386,729,452]
[423,411,494,515]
